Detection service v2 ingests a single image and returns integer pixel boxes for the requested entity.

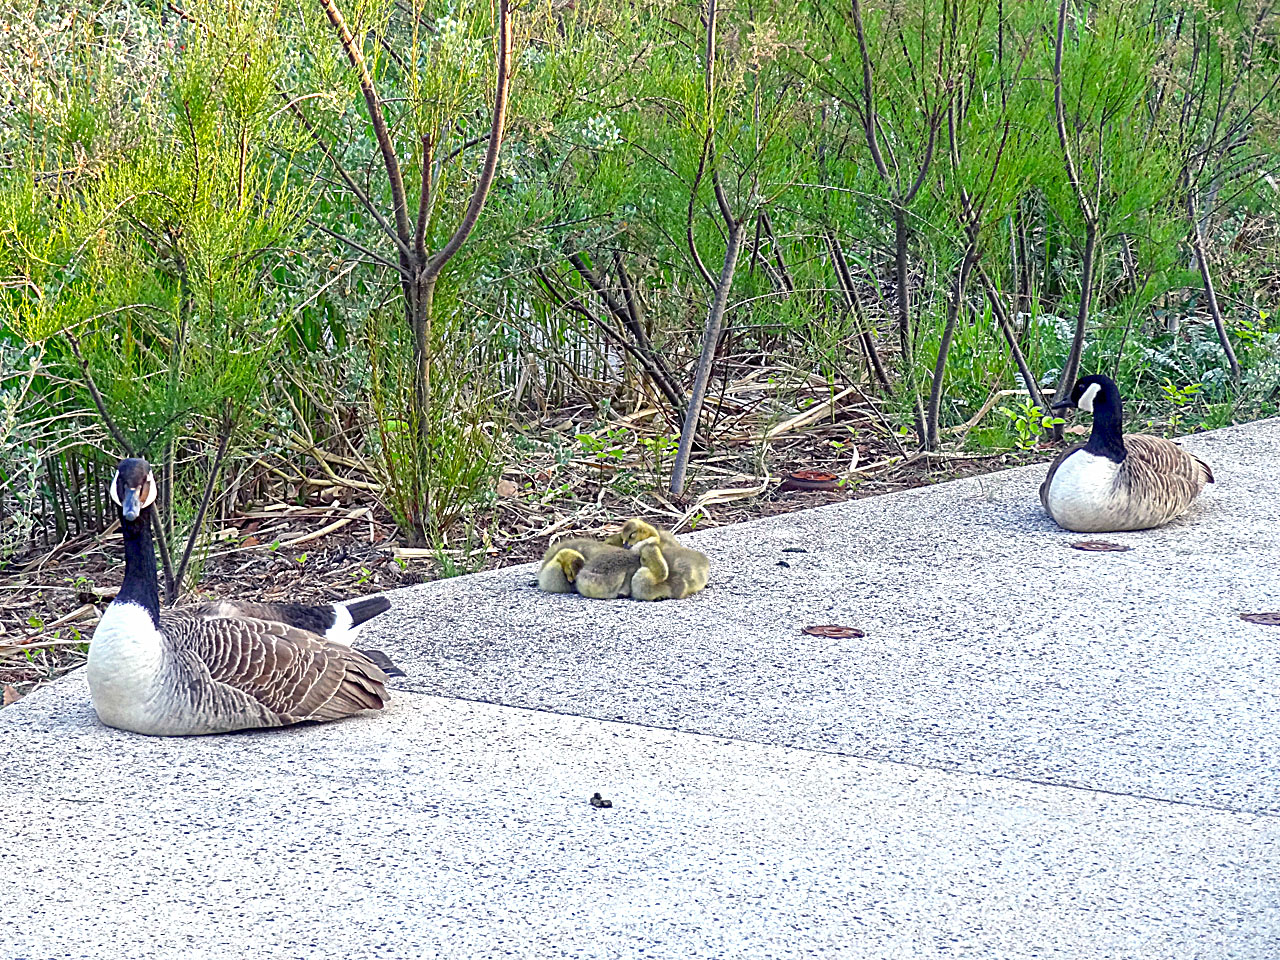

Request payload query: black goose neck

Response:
[1083,384,1127,463]
[117,509,162,627]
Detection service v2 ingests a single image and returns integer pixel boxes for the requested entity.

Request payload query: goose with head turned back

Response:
[87,457,399,736]
[1040,374,1214,532]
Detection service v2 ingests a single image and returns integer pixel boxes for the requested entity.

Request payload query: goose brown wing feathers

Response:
[1119,435,1212,521]
[163,613,389,727]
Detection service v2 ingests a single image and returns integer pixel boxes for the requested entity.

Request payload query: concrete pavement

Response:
[4,419,1278,958]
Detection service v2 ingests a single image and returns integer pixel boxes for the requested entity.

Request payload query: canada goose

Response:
[87,457,396,736]
[607,518,710,600]
[1040,374,1214,532]
[537,537,642,599]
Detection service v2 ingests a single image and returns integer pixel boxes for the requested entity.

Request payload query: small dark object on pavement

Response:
[1240,612,1280,626]
[590,792,613,808]
[802,625,865,639]
[781,547,808,553]
[1068,541,1133,552]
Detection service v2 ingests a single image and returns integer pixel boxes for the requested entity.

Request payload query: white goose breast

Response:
[87,601,170,733]
[1046,449,1126,532]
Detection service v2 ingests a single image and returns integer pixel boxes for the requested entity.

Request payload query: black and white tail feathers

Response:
[344,596,391,627]
[354,648,407,678]
[191,595,392,644]
[186,595,403,676]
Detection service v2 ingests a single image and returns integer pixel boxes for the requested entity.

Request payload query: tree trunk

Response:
[669,225,744,496]
[1052,223,1097,439]
[894,208,927,445]
[925,248,977,449]
[411,271,436,423]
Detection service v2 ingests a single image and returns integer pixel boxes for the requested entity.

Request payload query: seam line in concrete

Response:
[401,684,1276,821]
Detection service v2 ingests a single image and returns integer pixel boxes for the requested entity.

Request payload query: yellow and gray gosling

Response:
[608,518,710,601]
[537,538,642,599]
[1041,374,1213,532]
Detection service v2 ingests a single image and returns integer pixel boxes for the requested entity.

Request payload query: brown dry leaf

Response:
[496,479,519,498]
[1064,425,1089,436]
[241,536,261,548]
[801,624,865,639]
[3,684,21,706]
[1069,541,1133,552]
[1240,612,1280,626]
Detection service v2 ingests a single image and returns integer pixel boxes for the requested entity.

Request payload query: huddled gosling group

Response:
[538,518,710,601]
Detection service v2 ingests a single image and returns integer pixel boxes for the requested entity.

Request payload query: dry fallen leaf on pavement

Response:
[802,624,865,639]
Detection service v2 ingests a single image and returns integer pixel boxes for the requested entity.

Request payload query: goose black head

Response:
[1051,374,1120,415]
[1052,374,1127,461]
[109,457,158,522]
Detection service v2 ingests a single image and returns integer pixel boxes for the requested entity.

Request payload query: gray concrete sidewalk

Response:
[4,419,1279,959]
[378,417,1280,815]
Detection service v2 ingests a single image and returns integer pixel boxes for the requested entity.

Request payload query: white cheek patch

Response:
[109,470,123,507]
[1078,382,1102,413]
[140,472,158,508]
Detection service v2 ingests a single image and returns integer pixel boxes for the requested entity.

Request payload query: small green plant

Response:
[577,426,631,484]
[998,399,1064,451]
[431,519,490,578]
[638,434,678,479]
[1159,379,1202,434]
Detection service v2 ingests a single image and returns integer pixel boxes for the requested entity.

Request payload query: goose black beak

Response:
[121,487,142,521]
[1050,399,1074,412]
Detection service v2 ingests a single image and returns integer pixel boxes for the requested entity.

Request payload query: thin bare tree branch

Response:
[827,233,891,391]
[425,0,513,278]
[317,0,413,252]
[64,332,131,454]
[1187,182,1242,383]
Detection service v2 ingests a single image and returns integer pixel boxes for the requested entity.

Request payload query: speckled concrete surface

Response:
[366,418,1280,815]
[4,674,1277,960]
